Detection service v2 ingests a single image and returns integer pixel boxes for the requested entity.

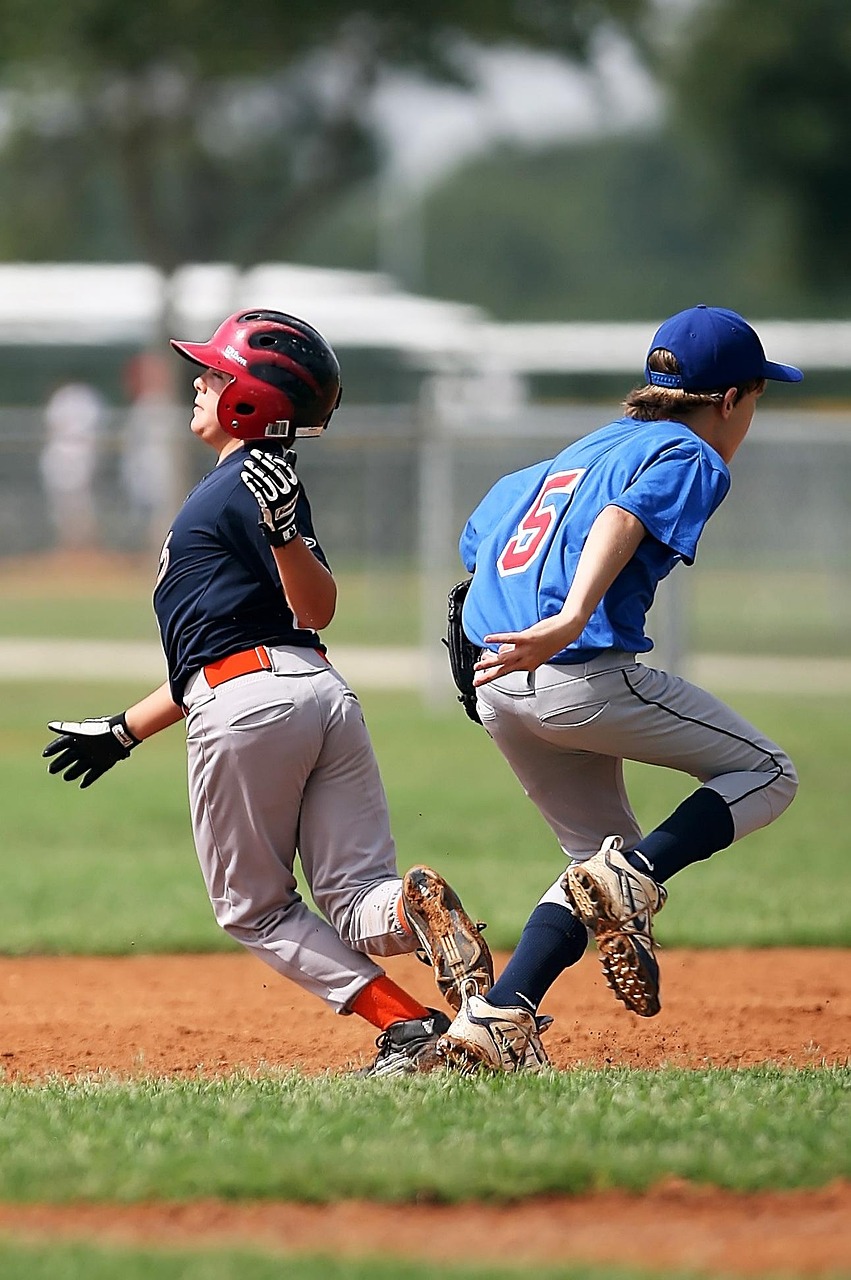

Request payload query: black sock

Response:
[487,902,588,1013]
[631,787,735,884]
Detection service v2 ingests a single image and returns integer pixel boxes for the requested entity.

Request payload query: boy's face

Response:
[723,384,764,461]
[190,367,234,452]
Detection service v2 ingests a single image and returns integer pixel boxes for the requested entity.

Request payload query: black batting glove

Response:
[43,713,141,789]
[240,448,301,547]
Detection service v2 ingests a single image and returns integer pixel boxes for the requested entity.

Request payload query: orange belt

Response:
[203,646,272,688]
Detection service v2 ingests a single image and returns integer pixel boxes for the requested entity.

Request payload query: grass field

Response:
[1,1070,847,1202]
[0,1246,740,1280]
[5,681,849,952]
[1,561,850,656]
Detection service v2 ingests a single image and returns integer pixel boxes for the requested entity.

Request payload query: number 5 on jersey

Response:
[497,469,585,576]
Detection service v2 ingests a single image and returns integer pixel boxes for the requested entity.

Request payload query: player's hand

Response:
[473,616,584,686]
[43,714,141,789]
[241,448,301,547]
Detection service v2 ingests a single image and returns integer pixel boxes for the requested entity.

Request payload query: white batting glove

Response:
[241,448,301,547]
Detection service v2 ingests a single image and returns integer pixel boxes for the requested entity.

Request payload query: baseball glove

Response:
[443,578,482,725]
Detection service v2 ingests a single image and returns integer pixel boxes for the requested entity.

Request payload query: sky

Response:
[372,32,662,194]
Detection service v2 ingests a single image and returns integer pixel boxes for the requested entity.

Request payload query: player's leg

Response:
[557,661,797,881]
[184,667,387,1012]
[551,660,796,1014]
[297,665,493,1012]
[186,666,451,1074]
[439,673,642,1068]
[467,662,666,1026]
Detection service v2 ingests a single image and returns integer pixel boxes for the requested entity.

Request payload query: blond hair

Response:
[624,349,765,421]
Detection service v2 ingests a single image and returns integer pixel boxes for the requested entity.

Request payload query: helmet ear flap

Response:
[216,378,295,442]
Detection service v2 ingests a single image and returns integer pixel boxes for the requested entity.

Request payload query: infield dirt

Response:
[1,948,848,1276]
[2,947,847,1079]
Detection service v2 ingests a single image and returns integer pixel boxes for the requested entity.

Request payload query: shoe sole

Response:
[437,1035,495,1075]
[358,1038,447,1078]
[402,867,494,1013]
[438,1031,548,1075]
[563,865,661,1018]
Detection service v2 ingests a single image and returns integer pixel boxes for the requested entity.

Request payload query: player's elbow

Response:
[295,597,336,630]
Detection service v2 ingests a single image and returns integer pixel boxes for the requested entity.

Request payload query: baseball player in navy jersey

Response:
[438,304,803,1073]
[43,309,492,1077]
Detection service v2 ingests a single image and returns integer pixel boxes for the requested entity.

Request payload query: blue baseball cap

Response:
[646,304,803,390]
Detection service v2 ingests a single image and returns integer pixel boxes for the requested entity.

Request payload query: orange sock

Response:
[396,893,413,935]
[350,976,430,1030]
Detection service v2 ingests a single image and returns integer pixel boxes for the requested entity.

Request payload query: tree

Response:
[658,0,851,303]
[0,0,651,270]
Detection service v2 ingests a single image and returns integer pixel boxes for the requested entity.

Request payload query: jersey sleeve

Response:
[459,515,481,573]
[614,443,730,564]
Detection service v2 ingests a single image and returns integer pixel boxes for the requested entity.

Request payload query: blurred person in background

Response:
[39,377,106,553]
[120,351,182,552]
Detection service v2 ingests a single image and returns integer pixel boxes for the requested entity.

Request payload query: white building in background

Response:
[1,260,849,379]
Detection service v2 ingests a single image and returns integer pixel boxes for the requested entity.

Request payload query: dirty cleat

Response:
[402,866,494,1013]
[359,1009,452,1078]
[437,980,551,1074]
[563,835,667,1018]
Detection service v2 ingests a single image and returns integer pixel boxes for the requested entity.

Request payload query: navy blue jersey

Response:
[460,416,730,661]
[154,447,329,703]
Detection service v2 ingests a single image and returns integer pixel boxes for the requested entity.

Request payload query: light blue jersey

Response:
[460,416,730,661]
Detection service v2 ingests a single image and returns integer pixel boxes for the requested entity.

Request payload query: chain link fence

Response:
[2,395,850,685]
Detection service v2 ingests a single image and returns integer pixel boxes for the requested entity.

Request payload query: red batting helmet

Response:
[170,309,342,443]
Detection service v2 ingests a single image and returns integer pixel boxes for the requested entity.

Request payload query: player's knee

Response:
[214,908,288,945]
[771,751,798,816]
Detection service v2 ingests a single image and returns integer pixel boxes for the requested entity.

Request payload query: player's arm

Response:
[240,447,337,629]
[269,538,337,631]
[43,681,183,789]
[124,681,185,739]
[473,505,647,685]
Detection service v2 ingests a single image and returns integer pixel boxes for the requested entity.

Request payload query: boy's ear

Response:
[721,388,738,416]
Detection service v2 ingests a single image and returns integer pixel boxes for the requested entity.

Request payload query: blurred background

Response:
[1,0,850,695]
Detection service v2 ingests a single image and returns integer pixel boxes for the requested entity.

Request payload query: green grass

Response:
[0,1069,847,1202]
[5,682,850,952]
[0,1242,742,1280]
[4,564,850,654]
[0,567,421,647]
[689,568,851,657]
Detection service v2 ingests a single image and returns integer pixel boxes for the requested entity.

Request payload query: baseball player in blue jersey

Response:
[438,304,802,1073]
[43,309,492,1077]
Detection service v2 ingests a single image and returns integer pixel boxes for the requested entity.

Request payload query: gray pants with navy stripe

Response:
[475,652,797,903]
[182,646,415,1013]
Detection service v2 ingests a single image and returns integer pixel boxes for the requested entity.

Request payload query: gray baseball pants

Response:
[475,652,797,902]
[182,646,415,1013]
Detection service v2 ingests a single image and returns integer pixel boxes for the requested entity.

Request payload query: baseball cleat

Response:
[437,980,552,1074]
[402,866,494,1013]
[358,1009,451,1078]
[563,836,667,1018]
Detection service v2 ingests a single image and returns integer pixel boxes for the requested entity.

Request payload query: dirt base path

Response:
[2,1184,849,1277]
[1,949,848,1276]
[1,948,847,1079]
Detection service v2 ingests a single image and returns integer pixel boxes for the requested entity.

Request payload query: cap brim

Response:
[764,360,804,383]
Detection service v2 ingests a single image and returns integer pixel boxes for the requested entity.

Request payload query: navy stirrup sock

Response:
[630,787,735,884]
[488,901,587,1013]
